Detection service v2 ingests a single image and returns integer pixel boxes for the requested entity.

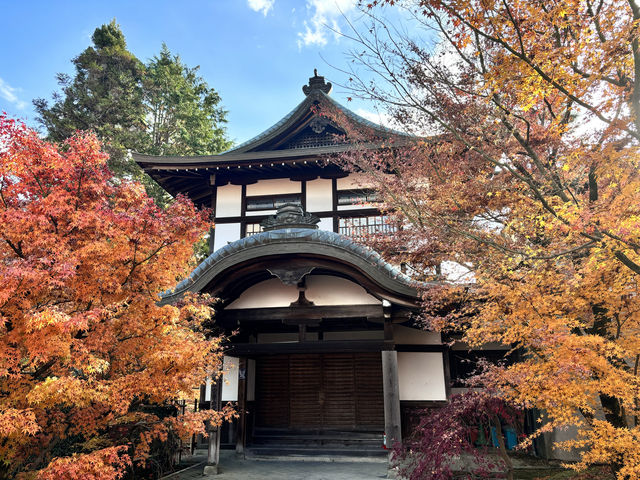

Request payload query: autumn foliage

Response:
[392,391,521,480]
[337,0,640,477]
[0,115,233,479]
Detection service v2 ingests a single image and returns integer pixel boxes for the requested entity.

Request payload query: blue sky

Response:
[0,0,395,146]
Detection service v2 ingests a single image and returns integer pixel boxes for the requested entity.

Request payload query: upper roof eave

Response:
[132,138,417,169]
[132,143,352,167]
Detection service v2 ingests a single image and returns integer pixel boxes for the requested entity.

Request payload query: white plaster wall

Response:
[306,178,333,212]
[215,184,242,217]
[245,209,277,217]
[317,217,333,232]
[545,424,582,461]
[398,352,447,401]
[246,178,301,196]
[336,173,373,190]
[324,330,384,341]
[221,355,239,402]
[305,275,380,306]
[226,275,379,309]
[205,378,211,401]
[541,401,611,461]
[226,278,298,309]
[393,325,441,345]
[213,223,241,252]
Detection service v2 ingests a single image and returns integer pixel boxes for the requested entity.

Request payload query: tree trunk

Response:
[492,415,513,480]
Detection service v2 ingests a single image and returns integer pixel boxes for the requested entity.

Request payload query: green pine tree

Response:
[140,44,232,205]
[34,21,232,206]
[34,20,146,177]
[143,44,232,156]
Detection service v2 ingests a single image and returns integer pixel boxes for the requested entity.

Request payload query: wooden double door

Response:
[255,353,384,431]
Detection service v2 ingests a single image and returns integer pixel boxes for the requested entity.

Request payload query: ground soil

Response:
[514,465,614,480]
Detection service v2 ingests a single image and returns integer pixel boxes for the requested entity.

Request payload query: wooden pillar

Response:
[196,384,207,448]
[236,358,247,456]
[190,398,197,455]
[382,350,402,450]
[203,379,222,476]
[298,323,307,342]
[208,226,215,255]
[199,383,207,408]
[442,349,452,400]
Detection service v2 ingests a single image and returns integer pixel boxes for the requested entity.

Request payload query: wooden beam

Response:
[191,189,214,204]
[395,344,447,352]
[226,340,393,357]
[221,305,386,322]
[235,358,247,456]
[298,324,307,342]
[213,207,382,223]
[442,351,452,400]
[384,318,393,342]
[204,379,223,475]
[400,400,448,408]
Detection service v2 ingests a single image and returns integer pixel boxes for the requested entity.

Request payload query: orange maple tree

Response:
[0,115,234,479]
[336,0,640,477]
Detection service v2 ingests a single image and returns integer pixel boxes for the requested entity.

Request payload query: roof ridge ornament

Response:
[303,69,332,96]
[261,203,320,231]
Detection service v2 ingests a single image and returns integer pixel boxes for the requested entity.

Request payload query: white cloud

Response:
[247,0,275,16]
[0,78,26,110]
[298,0,357,48]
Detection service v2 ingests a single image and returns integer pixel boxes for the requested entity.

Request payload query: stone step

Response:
[251,435,382,447]
[252,428,382,438]
[246,445,388,459]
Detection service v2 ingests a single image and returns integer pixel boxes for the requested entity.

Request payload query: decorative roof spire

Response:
[302,69,332,96]
[260,204,320,231]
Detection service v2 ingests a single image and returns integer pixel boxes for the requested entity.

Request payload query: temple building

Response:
[133,72,488,465]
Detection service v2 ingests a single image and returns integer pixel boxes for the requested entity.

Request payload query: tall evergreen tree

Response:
[143,44,232,156]
[34,22,232,205]
[33,20,146,177]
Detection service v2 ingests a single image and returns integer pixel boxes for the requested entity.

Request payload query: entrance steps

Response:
[247,429,388,460]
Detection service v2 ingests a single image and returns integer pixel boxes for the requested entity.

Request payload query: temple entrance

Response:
[255,353,384,432]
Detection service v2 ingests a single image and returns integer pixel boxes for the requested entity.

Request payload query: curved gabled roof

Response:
[223,88,412,155]
[131,72,419,205]
[159,226,430,307]
[133,73,414,166]
[222,94,313,154]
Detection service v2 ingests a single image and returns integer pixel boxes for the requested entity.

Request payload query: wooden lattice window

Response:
[338,215,393,237]
[245,194,301,211]
[244,223,263,237]
[337,189,380,206]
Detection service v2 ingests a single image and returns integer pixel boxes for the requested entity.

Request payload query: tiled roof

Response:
[160,226,427,303]
[222,96,312,154]
[222,90,412,155]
